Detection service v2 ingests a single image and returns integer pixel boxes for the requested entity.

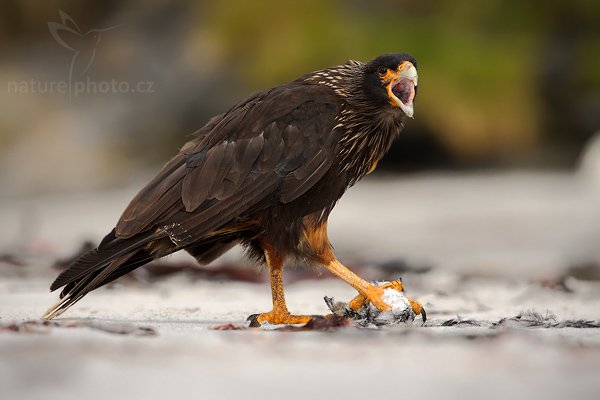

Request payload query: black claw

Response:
[247,314,261,327]
[420,308,427,325]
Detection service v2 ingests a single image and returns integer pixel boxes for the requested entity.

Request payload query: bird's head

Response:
[363,53,418,118]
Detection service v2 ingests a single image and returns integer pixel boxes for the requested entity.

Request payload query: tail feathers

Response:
[44,251,154,320]
[44,228,165,320]
[50,228,162,292]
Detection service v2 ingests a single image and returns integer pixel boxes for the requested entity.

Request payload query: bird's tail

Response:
[43,228,166,320]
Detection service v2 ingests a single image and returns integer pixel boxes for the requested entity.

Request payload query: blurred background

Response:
[1,0,599,198]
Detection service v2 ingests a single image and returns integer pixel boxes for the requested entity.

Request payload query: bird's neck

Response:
[305,61,405,184]
[335,105,403,185]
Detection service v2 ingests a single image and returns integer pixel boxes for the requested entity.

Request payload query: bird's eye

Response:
[377,66,388,76]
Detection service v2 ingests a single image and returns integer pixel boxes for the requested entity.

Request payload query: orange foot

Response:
[348,280,426,321]
[247,310,313,327]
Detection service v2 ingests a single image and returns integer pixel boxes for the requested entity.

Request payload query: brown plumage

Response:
[44,53,425,324]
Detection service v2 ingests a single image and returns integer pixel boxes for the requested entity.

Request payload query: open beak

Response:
[386,61,418,118]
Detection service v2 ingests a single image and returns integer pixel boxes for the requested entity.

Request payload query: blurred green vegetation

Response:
[0,0,599,174]
[196,0,600,167]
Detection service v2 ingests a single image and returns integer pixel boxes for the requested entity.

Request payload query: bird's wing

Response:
[115,83,342,243]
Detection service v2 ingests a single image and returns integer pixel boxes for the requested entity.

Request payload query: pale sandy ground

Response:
[2,171,600,400]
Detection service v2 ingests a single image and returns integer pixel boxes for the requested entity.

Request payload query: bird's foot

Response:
[247,310,313,327]
[349,280,426,322]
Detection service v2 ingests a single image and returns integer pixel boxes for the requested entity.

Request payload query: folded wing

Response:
[115,83,342,246]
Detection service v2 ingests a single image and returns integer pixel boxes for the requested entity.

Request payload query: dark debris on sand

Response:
[432,311,600,329]
[1,319,156,336]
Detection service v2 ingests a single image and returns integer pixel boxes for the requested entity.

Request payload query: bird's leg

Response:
[302,219,424,319]
[323,258,425,318]
[247,244,313,327]
[323,258,390,310]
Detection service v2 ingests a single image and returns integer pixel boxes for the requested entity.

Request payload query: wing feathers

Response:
[114,83,341,240]
[182,142,227,211]
[207,141,235,199]
[280,149,332,203]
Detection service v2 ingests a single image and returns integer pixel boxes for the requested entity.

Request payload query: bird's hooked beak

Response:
[385,61,418,118]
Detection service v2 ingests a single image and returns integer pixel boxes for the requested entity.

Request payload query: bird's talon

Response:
[247,314,261,327]
[349,280,426,323]
[407,297,426,322]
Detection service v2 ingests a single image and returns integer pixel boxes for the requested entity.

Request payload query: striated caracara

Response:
[44,53,425,325]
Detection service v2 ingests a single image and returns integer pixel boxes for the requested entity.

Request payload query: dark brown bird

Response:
[44,53,424,324]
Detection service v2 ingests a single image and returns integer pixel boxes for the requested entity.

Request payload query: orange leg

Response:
[324,258,391,311]
[248,245,312,326]
[324,258,425,318]
[301,218,425,319]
